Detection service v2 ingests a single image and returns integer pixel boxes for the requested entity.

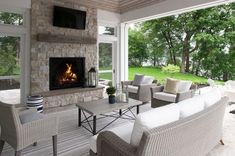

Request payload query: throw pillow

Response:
[164,78,180,94]
[177,80,192,93]
[130,103,180,147]
[132,74,145,86]
[141,76,154,85]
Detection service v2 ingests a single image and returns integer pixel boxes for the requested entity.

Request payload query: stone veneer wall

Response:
[30,0,102,108]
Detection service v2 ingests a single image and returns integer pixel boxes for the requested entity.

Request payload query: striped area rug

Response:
[2,103,235,156]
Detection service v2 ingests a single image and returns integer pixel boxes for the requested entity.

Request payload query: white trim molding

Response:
[119,23,129,81]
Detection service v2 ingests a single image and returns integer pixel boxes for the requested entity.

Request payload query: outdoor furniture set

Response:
[0,74,199,156]
[90,89,227,156]
[122,75,195,108]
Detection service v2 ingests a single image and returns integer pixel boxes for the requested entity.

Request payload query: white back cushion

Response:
[141,76,154,85]
[178,96,205,118]
[177,80,192,93]
[202,89,221,108]
[130,104,180,147]
[226,80,235,88]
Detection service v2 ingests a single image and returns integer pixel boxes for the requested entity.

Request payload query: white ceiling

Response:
[119,0,164,13]
[0,0,164,13]
[71,0,165,13]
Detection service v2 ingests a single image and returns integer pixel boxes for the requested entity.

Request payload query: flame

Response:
[59,64,77,85]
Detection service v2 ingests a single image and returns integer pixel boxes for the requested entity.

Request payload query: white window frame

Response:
[98,23,119,86]
[119,0,235,83]
[0,8,30,104]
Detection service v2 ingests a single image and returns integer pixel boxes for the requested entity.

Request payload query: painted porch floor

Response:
[1,103,235,156]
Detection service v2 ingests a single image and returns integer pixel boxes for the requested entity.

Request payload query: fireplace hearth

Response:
[49,57,85,90]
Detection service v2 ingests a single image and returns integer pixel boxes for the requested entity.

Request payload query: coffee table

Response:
[76,98,142,135]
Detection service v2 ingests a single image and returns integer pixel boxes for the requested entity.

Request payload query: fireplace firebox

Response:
[49,57,85,90]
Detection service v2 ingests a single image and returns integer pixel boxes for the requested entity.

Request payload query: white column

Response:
[119,23,129,82]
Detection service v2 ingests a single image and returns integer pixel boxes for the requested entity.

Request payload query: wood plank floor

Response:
[2,103,235,156]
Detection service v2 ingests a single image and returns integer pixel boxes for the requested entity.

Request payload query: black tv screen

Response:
[53,6,86,30]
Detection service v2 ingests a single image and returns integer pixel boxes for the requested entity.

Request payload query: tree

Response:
[99,43,112,70]
[129,2,235,80]
[0,12,22,76]
[128,27,148,66]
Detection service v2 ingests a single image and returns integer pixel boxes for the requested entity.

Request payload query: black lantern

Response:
[88,67,97,87]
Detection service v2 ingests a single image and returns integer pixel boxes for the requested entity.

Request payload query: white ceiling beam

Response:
[121,0,231,23]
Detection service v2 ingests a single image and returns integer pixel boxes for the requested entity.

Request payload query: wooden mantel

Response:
[35,86,104,97]
[37,34,97,44]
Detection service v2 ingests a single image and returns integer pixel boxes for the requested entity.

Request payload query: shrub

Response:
[106,86,116,96]
[162,64,180,75]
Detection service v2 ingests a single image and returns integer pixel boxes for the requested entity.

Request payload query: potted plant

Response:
[106,86,116,104]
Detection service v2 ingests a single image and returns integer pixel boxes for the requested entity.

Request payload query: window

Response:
[0,35,21,103]
[0,9,28,104]
[0,11,23,26]
[99,42,113,81]
[99,26,115,35]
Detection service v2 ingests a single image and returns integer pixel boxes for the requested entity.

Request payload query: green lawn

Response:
[129,67,209,84]
[99,67,212,84]
[99,72,112,80]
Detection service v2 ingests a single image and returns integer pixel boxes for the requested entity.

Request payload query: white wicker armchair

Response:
[0,102,58,156]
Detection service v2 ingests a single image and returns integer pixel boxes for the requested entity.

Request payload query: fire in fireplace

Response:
[59,63,78,85]
[49,57,85,90]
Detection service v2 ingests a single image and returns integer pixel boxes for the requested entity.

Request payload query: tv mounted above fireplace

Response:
[53,6,86,30]
[49,57,85,90]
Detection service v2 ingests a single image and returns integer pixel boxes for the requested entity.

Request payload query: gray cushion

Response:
[19,110,44,124]
[132,74,144,86]
[141,76,154,85]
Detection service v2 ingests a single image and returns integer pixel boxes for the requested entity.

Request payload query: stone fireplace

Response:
[30,0,103,108]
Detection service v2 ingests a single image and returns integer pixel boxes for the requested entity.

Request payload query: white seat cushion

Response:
[130,103,180,147]
[177,80,192,93]
[127,85,138,93]
[89,122,134,153]
[153,92,176,103]
[19,110,44,124]
[178,96,205,118]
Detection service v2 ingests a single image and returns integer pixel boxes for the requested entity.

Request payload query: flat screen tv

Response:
[53,6,86,30]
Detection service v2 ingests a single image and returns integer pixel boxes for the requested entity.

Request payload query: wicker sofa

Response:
[89,90,228,156]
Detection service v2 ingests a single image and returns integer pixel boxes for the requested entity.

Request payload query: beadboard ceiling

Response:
[74,0,164,13]
[119,0,165,13]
